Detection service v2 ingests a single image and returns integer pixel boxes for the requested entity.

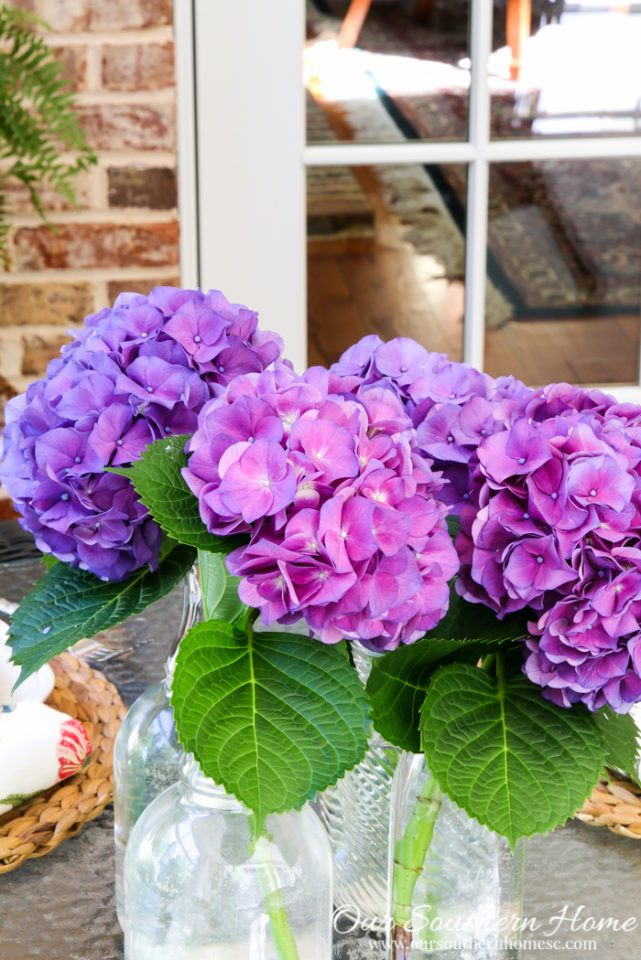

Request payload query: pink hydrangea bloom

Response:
[183,363,459,649]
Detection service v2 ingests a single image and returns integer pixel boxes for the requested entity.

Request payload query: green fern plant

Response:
[0,4,97,266]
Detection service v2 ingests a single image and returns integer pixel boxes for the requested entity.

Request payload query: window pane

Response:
[484,158,641,385]
[307,163,466,365]
[306,1,471,144]
[491,1,641,139]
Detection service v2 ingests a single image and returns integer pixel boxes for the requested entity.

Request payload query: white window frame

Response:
[176,0,641,398]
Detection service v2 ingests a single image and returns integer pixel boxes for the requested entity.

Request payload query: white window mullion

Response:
[304,142,476,166]
[463,0,493,372]
[486,136,641,162]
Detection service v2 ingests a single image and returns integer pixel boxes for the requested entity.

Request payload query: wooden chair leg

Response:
[337,0,373,49]
[507,0,532,81]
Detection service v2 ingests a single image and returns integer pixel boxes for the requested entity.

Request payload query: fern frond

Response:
[0,3,97,268]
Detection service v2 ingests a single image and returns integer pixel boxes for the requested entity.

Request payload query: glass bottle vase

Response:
[318,642,400,926]
[124,756,333,960]
[387,753,524,960]
[113,565,201,924]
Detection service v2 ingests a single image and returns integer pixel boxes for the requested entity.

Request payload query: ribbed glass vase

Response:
[387,753,523,960]
[113,565,202,925]
[318,642,400,925]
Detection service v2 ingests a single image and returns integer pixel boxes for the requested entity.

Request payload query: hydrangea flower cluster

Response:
[0,287,283,581]
[183,362,459,649]
[457,382,641,713]
[330,334,526,510]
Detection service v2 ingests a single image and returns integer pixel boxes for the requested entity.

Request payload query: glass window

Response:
[305,0,471,144]
[484,158,641,385]
[307,163,467,365]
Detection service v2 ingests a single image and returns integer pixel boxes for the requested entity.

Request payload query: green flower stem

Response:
[255,836,301,960]
[391,772,444,960]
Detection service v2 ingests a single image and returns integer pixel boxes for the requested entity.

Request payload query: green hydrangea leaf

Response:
[367,596,530,753]
[421,660,605,847]
[110,435,247,554]
[197,549,245,623]
[8,540,195,683]
[596,707,641,786]
[431,586,530,644]
[172,621,371,831]
[367,638,481,753]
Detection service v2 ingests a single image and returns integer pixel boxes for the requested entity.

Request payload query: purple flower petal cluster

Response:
[334,339,641,713]
[183,363,459,649]
[457,381,641,713]
[330,335,526,510]
[0,287,283,581]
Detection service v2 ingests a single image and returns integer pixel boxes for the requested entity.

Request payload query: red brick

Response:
[14,0,172,32]
[107,275,180,302]
[108,167,177,209]
[50,44,87,93]
[0,283,94,326]
[13,221,180,271]
[76,103,175,152]
[5,170,92,216]
[22,332,73,376]
[102,43,175,92]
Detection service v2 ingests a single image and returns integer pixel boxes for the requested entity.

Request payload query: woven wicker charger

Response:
[576,772,641,840]
[0,650,126,873]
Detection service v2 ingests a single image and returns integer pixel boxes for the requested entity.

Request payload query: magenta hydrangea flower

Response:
[456,381,641,713]
[330,335,528,510]
[183,363,459,649]
[0,287,283,581]
[333,338,641,713]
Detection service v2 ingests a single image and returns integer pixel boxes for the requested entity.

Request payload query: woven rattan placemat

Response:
[0,650,125,873]
[576,772,641,839]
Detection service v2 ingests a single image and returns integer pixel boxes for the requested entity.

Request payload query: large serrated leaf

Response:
[172,622,371,830]
[421,661,605,846]
[367,597,530,753]
[596,707,641,785]
[111,435,247,554]
[8,541,195,682]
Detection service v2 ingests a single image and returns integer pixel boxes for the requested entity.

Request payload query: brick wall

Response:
[0,0,180,408]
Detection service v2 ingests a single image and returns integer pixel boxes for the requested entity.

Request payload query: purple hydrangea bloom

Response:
[457,381,641,713]
[0,287,284,581]
[332,339,641,714]
[183,363,459,649]
[330,335,528,511]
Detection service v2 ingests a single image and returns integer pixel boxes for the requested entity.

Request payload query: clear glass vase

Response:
[318,642,400,926]
[387,753,524,960]
[124,756,333,960]
[113,565,201,924]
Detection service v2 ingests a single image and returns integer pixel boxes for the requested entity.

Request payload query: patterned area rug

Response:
[307,0,641,319]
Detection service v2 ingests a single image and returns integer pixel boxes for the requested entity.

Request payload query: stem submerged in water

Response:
[256,835,301,960]
[391,772,444,960]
